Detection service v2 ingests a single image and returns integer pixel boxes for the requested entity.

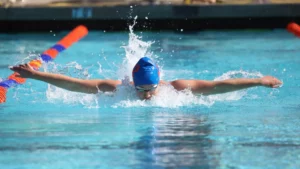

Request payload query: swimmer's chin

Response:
[137,95,155,101]
[138,98,152,101]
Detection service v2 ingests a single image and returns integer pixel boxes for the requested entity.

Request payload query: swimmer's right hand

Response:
[260,76,282,88]
[9,64,36,78]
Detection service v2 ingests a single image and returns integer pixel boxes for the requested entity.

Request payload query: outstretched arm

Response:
[170,76,282,95]
[10,64,121,94]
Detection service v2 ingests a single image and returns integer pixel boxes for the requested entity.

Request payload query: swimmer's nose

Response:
[143,91,152,100]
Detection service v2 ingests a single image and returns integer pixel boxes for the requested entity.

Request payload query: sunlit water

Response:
[0,26,299,169]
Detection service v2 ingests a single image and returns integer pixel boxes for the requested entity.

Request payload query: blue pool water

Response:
[0,27,299,169]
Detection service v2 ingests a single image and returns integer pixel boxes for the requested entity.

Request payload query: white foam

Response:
[214,70,263,81]
[46,84,99,108]
[42,61,98,108]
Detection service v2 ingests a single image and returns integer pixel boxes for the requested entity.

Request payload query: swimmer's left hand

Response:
[260,76,282,88]
[9,64,36,78]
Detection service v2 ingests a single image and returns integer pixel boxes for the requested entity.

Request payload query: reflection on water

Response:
[0,109,221,168]
[133,112,220,168]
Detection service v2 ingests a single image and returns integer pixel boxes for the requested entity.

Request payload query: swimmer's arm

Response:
[10,64,121,94]
[32,72,121,93]
[170,76,282,95]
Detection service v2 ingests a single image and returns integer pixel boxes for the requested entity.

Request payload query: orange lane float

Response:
[287,22,300,37]
[0,25,88,104]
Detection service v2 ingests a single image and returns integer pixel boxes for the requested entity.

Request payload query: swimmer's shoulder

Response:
[159,80,170,86]
[159,80,188,89]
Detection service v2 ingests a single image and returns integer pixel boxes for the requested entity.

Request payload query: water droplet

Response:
[145,17,148,20]
[180,29,184,32]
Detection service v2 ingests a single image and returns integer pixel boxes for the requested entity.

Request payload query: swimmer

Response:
[10,57,282,100]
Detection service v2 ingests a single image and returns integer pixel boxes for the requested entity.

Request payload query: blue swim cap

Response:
[132,57,160,86]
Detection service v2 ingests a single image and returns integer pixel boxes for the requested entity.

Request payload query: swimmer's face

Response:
[135,84,158,100]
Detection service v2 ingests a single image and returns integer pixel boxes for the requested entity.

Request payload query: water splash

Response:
[43,17,156,108]
[117,16,154,80]
[113,85,210,108]
[214,70,263,81]
[44,61,99,108]
[207,70,264,102]
[46,85,99,108]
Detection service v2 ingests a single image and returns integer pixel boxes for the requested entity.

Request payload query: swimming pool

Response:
[0,26,299,169]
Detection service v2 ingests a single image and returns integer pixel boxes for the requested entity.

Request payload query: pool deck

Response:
[1,4,300,32]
